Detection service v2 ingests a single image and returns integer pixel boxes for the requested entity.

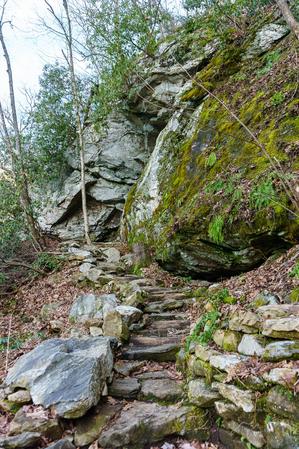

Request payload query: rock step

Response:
[143,286,190,294]
[146,292,190,301]
[129,335,182,346]
[146,312,187,321]
[122,342,180,362]
[144,299,187,312]
[98,401,208,449]
[136,328,189,338]
[108,377,183,403]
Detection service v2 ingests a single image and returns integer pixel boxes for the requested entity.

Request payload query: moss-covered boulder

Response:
[122,18,299,278]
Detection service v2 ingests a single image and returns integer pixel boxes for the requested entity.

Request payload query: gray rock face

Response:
[244,23,289,59]
[0,432,41,449]
[188,379,220,407]
[69,293,118,323]
[5,337,115,418]
[40,113,150,241]
[262,340,299,361]
[98,401,208,448]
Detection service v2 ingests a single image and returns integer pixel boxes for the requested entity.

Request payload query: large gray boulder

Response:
[5,337,115,418]
[69,293,118,323]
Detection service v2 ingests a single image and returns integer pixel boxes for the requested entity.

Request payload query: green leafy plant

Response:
[0,272,6,285]
[289,261,299,278]
[250,179,276,210]
[206,151,217,167]
[271,92,285,106]
[257,50,281,77]
[205,179,225,194]
[186,310,220,350]
[32,253,62,272]
[208,215,224,243]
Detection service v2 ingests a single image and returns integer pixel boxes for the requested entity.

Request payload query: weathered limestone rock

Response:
[224,420,265,448]
[5,337,115,418]
[108,378,141,399]
[262,367,299,388]
[238,334,267,357]
[219,428,247,449]
[229,311,260,334]
[194,344,220,361]
[262,317,299,339]
[140,378,182,402]
[74,403,121,446]
[0,432,41,449]
[213,330,241,352]
[115,305,143,326]
[257,304,299,319]
[69,293,118,323]
[103,309,129,340]
[262,340,299,361]
[187,356,207,377]
[266,386,299,420]
[98,401,209,448]
[7,390,31,404]
[265,418,299,449]
[251,291,279,308]
[102,247,121,264]
[209,353,246,373]
[9,406,61,439]
[244,23,289,59]
[218,384,255,413]
[188,379,221,407]
[89,326,103,336]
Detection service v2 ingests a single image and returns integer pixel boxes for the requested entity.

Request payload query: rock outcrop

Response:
[122,19,299,278]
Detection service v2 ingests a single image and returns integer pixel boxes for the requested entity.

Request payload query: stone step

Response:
[108,377,141,399]
[144,299,187,313]
[146,312,187,321]
[122,342,180,362]
[129,335,182,346]
[137,327,189,338]
[139,377,183,403]
[98,401,208,448]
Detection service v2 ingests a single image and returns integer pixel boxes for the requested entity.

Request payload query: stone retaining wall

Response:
[180,303,299,449]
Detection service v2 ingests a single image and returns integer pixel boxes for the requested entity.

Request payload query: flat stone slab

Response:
[0,432,41,449]
[188,379,221,407]
[9,406,61,439]
[262,318,299,339]
[140,378,182,402]
[122,343,180,362]
[46,439,76,449]
[98,401,208,448]
[262,340,299,361]
[74,403,121,446]
[114,360,146,376]
[5,337,115,418]
[218,384,255,413]
[108,378,141,399]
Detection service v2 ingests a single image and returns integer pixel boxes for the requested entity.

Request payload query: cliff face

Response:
[121,21,299,278]
[41,17,299,278]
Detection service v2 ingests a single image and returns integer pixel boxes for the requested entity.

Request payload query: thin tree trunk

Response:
[0,19,42,250]
[62,0,91,245]
[276,0,299,40]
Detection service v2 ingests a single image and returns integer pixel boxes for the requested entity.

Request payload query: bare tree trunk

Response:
[62,0,91,245]
[276,0,299,40]
[0,9,42,249]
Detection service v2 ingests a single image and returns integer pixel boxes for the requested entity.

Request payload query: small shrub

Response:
[271,92,284,106]
[208,215,224,243]
[205,179,225,194]
[186,310,220,350]
[257,50,281,77]
[33,252,62,272]
[289,262,299,279]
[0,272,6,285]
